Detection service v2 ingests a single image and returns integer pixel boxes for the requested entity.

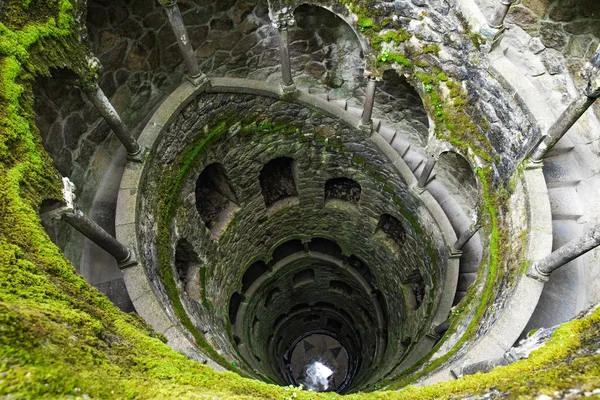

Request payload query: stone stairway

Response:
[522,134,585,336]
[299,85,484,302]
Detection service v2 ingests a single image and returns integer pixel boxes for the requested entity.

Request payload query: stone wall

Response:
[507,0,599,84]
[137,92,450,384]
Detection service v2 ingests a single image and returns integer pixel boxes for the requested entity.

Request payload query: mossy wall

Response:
[138,92,449,387]
[1,0,600,398]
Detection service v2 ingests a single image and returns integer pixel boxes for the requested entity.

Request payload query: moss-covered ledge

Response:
[1,0,599,398]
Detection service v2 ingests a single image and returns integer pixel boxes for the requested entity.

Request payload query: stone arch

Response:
[271,239,305,263]
[435,151,479,215]
[324,177,361,204]
[289,4,366,91]
[242,260,270,293]
[195,163,239,234]
[259,157,298,208]
[291,3,371,60]
[379,69,430,147]
[174,238,204,302]
[229,291,245,325]
[375,213,407,254]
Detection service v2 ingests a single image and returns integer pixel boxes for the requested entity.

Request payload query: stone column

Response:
[359,76,378,132]
[273,12,296,93]
[488,0,517,29]
[530,46,600,162]
[42,178,137,269]
[453,223,481,251]
[528,223,600,281]
[417,156,437,190]
[85,84,145,161]
[480,0,516,48]
[161,0,205,84]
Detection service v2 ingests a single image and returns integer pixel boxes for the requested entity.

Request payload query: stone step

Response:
[331,98,348,110]
[402,149,424,172]
[437,196,472,234]
[373,118,382,132]
[521,220,583,339]
[347,106,362,117]
[547,186,584,220]
[544,135,575,158]
[378,125,396,143]
[542,155,582,188]
[551,218,584,249]
[391,136,410,157]
[314,92,329,101]
[457,272,477,292]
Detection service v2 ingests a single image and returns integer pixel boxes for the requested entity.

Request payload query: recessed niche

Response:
[259,157,298,209]
[264,287,281,308]
[242,261,269,293]
[271,239,304,263]
[292,269,315,288]
[376,213,406,253]
[330,280,353,296]
[325,177,361,204]
[229,292,244,325]
[195,163,239,235]
[309,237,343,259]
[174,238,202,301]
[405,271,425,309]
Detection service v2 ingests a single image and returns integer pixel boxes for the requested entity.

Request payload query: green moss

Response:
[422,44,441,55]
[1,1,599,398]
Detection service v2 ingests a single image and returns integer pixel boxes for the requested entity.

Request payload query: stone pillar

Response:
[161,0,205,84]
[488,0,517,29]
[85,84,145,161]
[453,223,482,251]
[531,46,600,162]
[359,76,378,132]
[42,178,137,269]
[480,0,516,48]
[528,223,600,281]
[273,12,296,93]
[417,156,437,190]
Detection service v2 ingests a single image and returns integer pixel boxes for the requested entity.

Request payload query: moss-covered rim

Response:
[1,0,599,398]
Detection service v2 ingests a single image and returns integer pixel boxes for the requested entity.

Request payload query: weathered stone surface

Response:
[63,114,87,150]
[566,35,593,59]
[548,1,579,22]
[539,22,569,50]
[522,0,550,17]
[507,6,540,35]
[541,48,566,75]
[529,37,546,54]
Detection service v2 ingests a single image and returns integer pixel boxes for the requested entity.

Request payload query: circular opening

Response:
[287,332,350,392]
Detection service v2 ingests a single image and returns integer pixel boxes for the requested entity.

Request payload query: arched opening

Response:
[434,151,478,215]
[405,271,425,309]
[229,292,244,325]
[272,239,305,263]
[259,157,298,208]
[242,260,269,293]
[195,163,239,234]
[375,213,407,253]
[292,269,316,288]
[291,4,364,92]
[325,177,361,205]
[174,238,203,301]
[309,237,343,259]
[378,69,429,147]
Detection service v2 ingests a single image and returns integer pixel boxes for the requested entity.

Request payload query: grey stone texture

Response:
[502,0,600,90]
[34,0,439,277]
[137,92,450,387]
